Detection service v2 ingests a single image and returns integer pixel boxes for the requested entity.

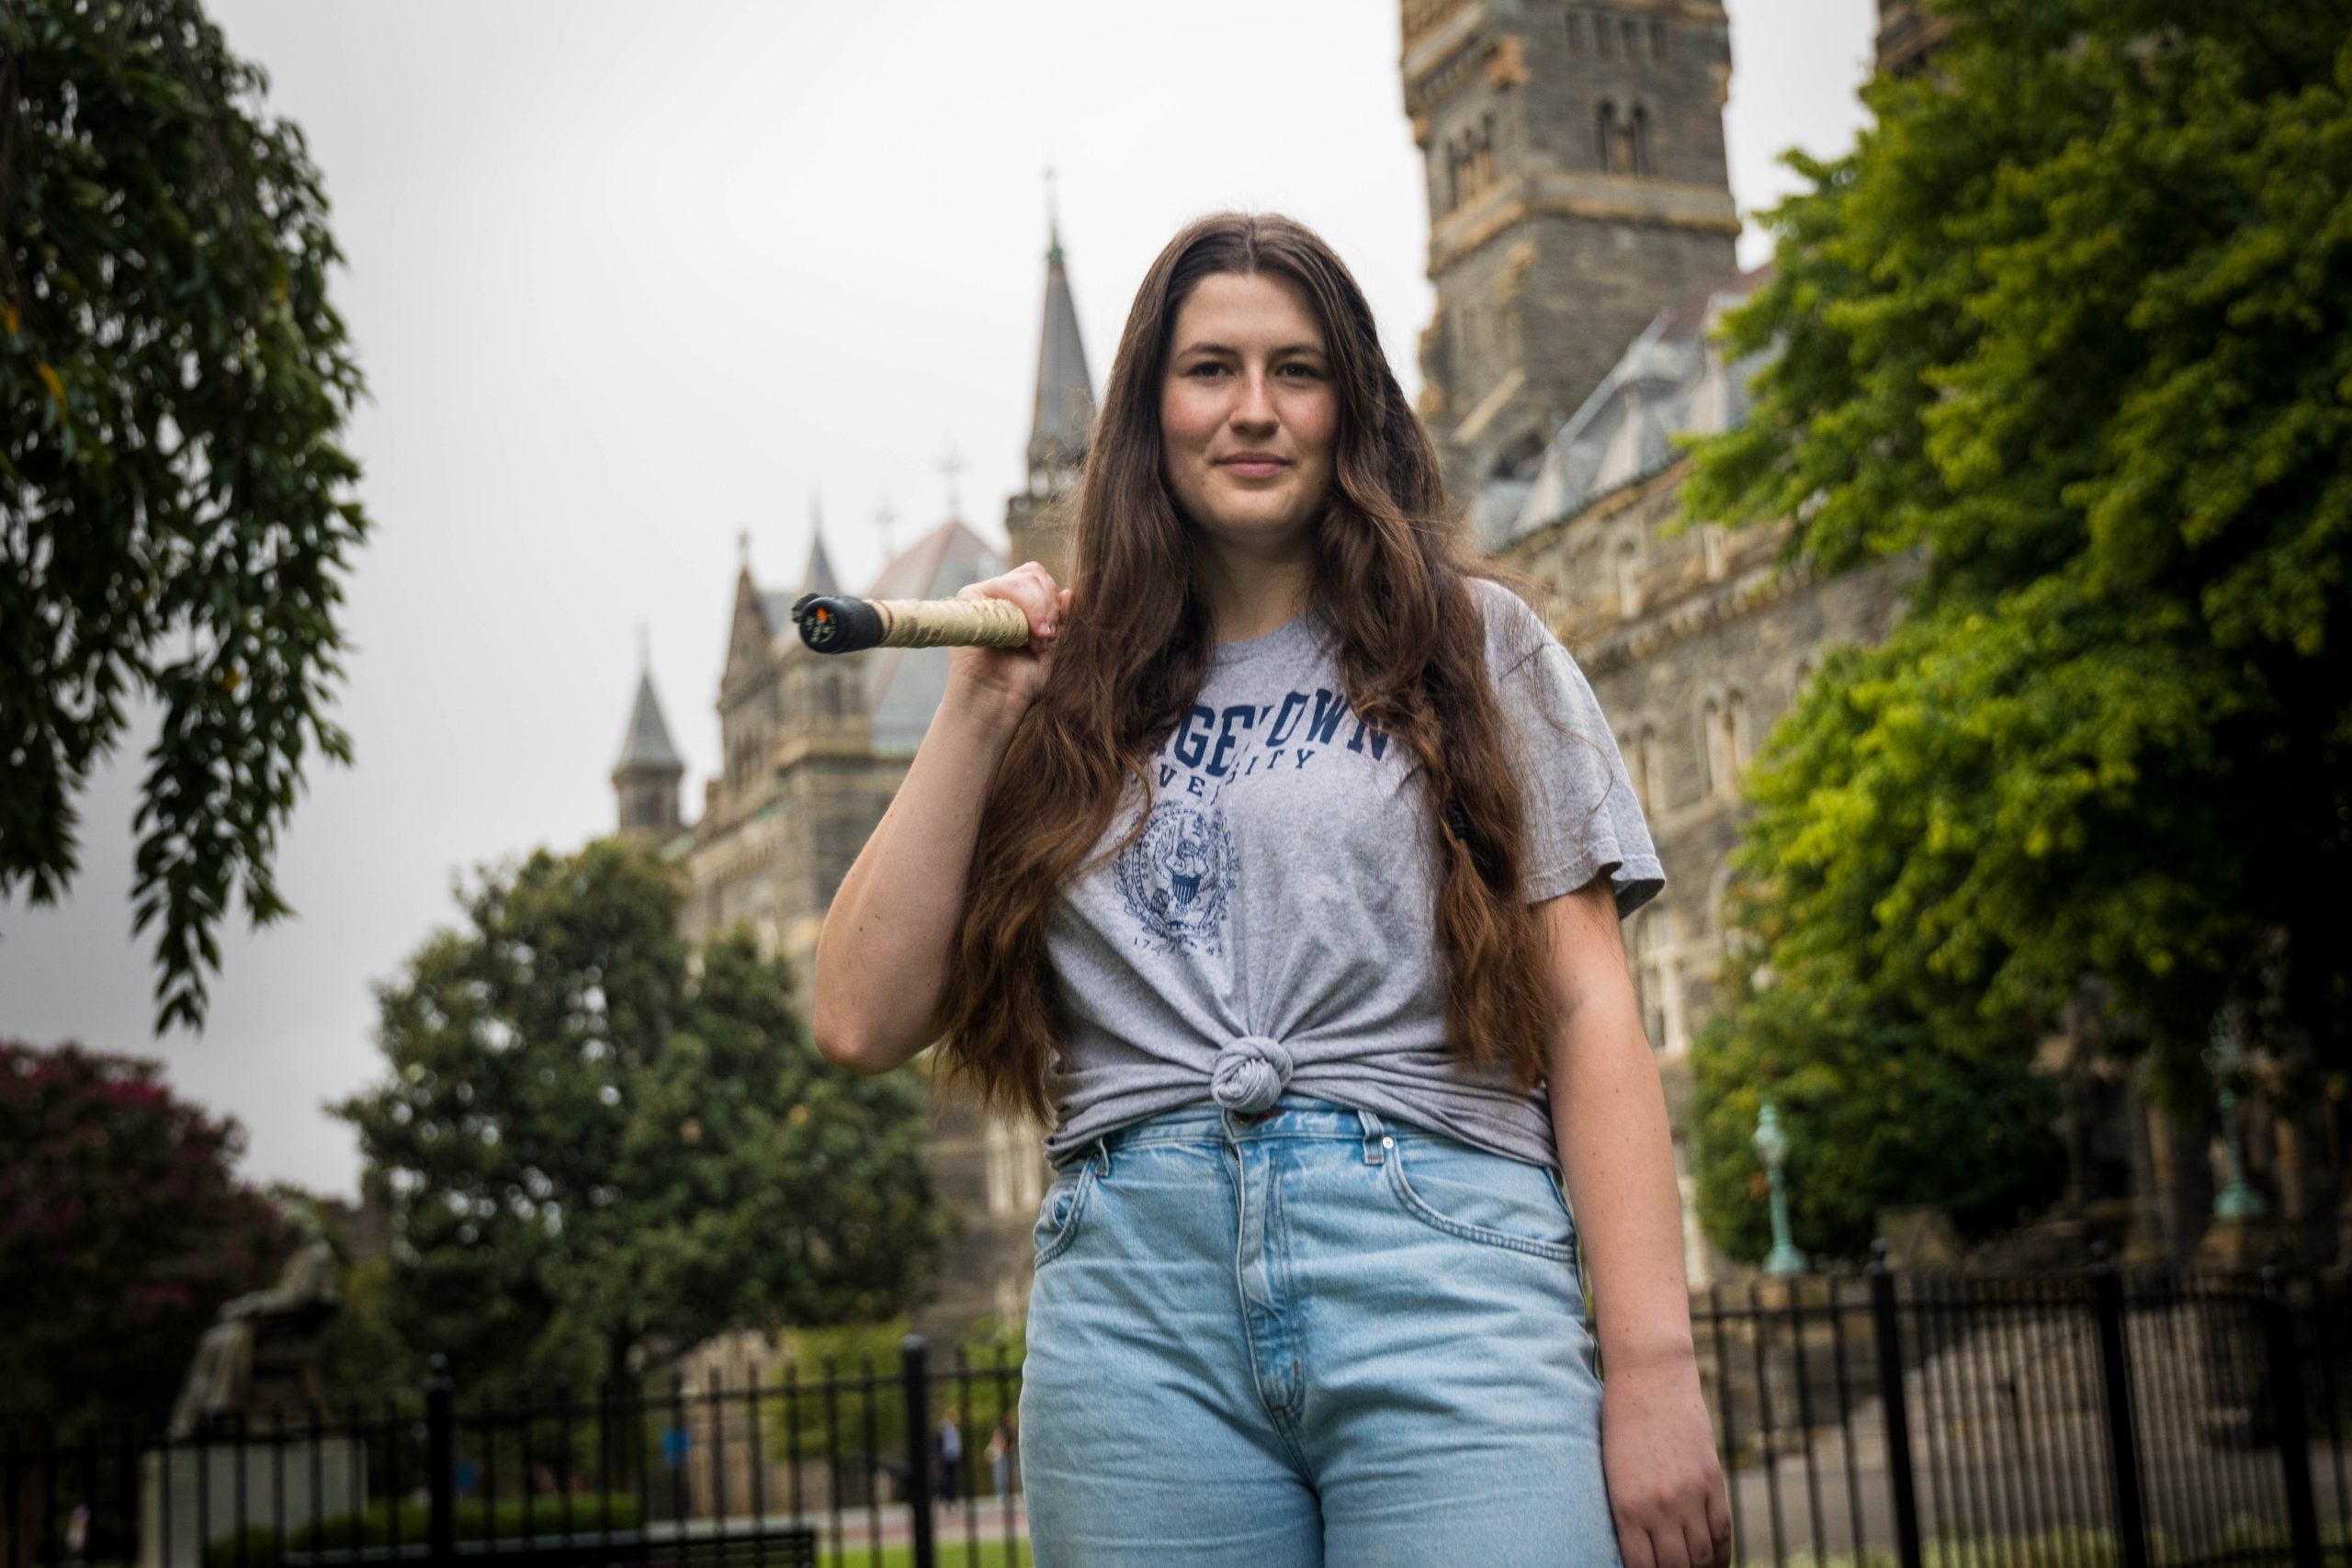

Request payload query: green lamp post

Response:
[2205,1012,2267,1223]
[1754,1100,1808,1277]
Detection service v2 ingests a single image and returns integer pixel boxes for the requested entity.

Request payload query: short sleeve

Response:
[1473,580,1665,917]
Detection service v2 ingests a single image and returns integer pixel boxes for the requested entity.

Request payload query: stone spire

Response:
[801,496,840,596]
[613,631,684,839]
[1025,189,1095,491]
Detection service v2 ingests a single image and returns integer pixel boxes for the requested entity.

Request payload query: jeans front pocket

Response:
[1032,1154,1099,1268]
[1383,1132,1577,1261]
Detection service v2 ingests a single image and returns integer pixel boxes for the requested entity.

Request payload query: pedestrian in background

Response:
[936,1406,963,1504]
[988,1415,1012,1501]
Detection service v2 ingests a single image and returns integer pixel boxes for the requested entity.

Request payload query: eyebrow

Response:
[1174,341,1329,358]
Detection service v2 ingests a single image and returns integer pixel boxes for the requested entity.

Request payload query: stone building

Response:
[1400,0,1918,1282]
[1487,271,1913,1285]
[608,227,1100,1344]
[1401,0,1742,518]
[1426,1,2351,1276]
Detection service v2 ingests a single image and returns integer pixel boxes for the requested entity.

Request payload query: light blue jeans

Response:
[1020,1093,1623,1566]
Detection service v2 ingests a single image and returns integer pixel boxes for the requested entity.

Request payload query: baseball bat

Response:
[789,592,1035,654]
[794,589,1500,879]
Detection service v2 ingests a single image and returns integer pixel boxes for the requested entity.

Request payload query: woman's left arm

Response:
[1543,878,1732,1568]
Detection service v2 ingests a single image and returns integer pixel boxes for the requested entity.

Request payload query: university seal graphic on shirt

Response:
[1114,801,1237,955]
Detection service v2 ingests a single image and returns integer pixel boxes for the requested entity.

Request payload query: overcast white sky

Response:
[0,0,1878,1197]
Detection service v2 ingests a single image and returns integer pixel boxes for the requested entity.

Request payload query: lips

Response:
[1217,454,1290,478]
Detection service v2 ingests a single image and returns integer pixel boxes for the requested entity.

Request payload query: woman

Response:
[987,1414,1014,1502]
[814,212,1728,1568]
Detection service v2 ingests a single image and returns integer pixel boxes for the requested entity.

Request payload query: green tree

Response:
[1680,0,2351,1251]
[2,0,369,1032]
[313,1256,419,1409]
[0,1039,292,1427]
[1689,951,2066,1263]
[336,839,954,1396]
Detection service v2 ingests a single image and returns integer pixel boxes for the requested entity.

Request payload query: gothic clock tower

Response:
[1402,0,1741,519]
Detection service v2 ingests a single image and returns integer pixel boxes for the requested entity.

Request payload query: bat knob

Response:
[791,593,886,653]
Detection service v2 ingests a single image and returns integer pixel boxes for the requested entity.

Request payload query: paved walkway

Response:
[693,1498,1033,1552]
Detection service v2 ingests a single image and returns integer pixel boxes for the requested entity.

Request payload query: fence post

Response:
[3,1424,20,1568]
[424,1355,455,1568]
[900,1336,934,1568]
[2088,1247,2151,1568]
[2260,1258,2323,1568]
[1867,1241,1924,1568]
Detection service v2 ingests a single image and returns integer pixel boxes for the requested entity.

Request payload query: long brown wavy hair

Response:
[936,211,1563,1128]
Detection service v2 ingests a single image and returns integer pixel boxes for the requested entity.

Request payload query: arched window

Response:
[983,1114,1045,1217]
[1630,105,1650,176]
[1611,536,1643,615]
[1623,725,1661,815]
[983,1114,1013,1215]
[1476,113,1496,190]
[1622,17,1642,61]
[1649,18,1669,62]
[1629,907,1688,1056]
[1703,692,1747,798]
[1597,12,1616,59]
[1701,523,1728,581]
[1701,698,1724,797]
[1625,908,1662,1047]
[1597,102,1619,172]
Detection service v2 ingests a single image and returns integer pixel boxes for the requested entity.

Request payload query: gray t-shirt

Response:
[1039,576,1664,1173]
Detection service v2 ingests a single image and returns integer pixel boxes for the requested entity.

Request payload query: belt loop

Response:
[1092,1134,1112,1180]
[1356,1107,1386,1166]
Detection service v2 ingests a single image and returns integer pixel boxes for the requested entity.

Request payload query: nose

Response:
[1229,367,1277,433]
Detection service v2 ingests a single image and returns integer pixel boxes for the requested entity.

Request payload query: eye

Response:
[1185,362,1228,378]
[1279,362,1325,379]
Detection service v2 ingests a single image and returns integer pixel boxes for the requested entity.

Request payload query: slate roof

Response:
[859,517,1007,754]
[616,669,683,773]
[1026,224,1096,479]
[1492,264,1775,547]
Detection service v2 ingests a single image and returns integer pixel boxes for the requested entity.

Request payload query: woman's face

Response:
[1159,270,1339,559]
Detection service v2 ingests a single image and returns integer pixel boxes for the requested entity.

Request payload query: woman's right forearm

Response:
[812,686,1026,1074]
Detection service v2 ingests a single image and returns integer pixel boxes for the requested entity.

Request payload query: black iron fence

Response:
[4,1337,1034,1568]
[1694,1250,2346,1566]
[6,1252,2346,1568]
